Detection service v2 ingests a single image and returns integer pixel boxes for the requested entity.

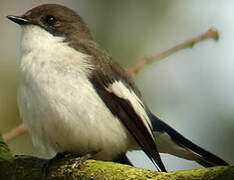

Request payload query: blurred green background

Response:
[0,0,233,171]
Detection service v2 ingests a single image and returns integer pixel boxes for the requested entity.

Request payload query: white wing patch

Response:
[106,81,153,137]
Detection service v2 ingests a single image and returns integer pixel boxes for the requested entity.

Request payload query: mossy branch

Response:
[0,135,233,180]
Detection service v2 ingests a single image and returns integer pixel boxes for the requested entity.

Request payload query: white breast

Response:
[18,25,136,160]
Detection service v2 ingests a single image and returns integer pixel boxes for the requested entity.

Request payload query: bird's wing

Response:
[89,63,166,171]
[72,40,166,171]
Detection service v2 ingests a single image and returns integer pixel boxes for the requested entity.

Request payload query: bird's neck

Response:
[19,25,94,80]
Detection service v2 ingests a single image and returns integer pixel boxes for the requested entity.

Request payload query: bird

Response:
[7,4,229,172]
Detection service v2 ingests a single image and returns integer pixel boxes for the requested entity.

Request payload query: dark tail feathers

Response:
[150,114,229,167]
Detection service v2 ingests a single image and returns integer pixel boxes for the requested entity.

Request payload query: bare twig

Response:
[3,124,27,142]
[3,29,219,143]
[128,29,219,76]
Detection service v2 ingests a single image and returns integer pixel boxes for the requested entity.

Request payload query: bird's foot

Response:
[68,152,93,169]
[42,150,99,178]
[68,150,101,169]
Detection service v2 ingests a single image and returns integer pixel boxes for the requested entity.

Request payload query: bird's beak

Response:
[7,15,30,25]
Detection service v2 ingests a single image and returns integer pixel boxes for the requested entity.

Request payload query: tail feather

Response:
[150,114,229,167]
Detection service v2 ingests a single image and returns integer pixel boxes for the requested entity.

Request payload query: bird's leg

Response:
[113,153,133,166]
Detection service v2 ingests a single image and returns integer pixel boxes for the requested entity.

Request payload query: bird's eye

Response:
[44,15,57,25]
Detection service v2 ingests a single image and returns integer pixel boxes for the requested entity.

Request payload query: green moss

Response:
[75,160,161,180]
[0,136,13,162]
[74,161,234,180]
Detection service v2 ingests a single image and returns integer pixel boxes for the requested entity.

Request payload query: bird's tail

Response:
[150,114,229,167]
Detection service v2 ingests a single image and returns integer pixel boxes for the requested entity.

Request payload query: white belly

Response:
[19,61,136,160]
[18,25,136,160]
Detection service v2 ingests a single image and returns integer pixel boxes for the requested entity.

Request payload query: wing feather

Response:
[90,77,166,171]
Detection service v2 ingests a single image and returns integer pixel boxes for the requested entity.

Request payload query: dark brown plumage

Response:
[22,4,93,40]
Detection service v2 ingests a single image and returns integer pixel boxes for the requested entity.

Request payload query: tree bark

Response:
[0,136,233,180]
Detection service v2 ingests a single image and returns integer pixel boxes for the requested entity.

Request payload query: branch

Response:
[0,135,233,180]
[3,124,27,142]
[128,29,219,76]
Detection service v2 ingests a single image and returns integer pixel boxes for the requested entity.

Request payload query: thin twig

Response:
[3,29,219,143]
[3,124,27,142]
[128,29,219,76]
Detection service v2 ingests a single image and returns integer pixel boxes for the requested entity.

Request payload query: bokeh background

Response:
[0,0,233,171]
